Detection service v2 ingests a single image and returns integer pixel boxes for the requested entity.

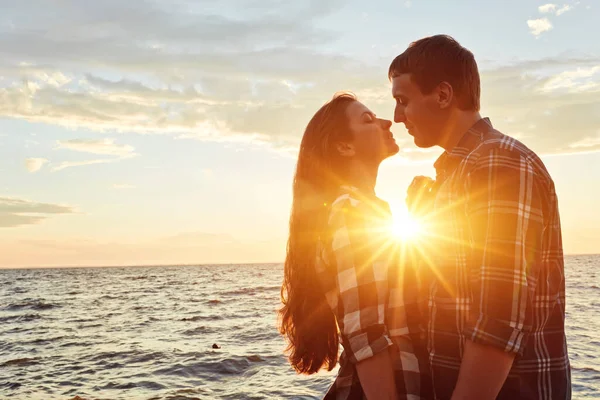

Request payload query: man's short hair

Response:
[388,35,481,111]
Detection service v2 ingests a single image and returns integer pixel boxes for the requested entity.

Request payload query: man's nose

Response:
[394,106,406,124]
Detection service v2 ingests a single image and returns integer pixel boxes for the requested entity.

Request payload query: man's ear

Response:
[335,141,355,157]
[437,81,454,109]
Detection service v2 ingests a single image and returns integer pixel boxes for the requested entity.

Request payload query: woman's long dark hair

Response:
[279,93,357,374]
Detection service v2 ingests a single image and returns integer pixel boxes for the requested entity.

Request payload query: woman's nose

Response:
[379,118,392,130]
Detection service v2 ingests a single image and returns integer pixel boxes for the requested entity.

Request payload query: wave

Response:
[1,358,40,367]
[180,316,202,322]
[98,294,121,300]
[1,261,597,398]
[128,275,151,280]
[180,315,222,321]
[574,366,600,374]
[153,355,265,377]
[4,300,58,311]
[0,313,42,323]
[222,286,280,296]
[25,335,69,346]
[97,380,166,390]
[182,326,212,336]
[0,382,22,390]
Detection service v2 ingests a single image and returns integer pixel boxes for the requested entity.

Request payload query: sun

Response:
[390,210,423,242]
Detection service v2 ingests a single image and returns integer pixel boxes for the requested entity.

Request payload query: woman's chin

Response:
[385,143,400,158]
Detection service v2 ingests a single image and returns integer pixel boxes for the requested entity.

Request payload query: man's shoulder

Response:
[470,129,537,159]
[465,129,550,174]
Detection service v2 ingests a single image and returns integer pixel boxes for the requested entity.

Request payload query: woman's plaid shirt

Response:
[316,186,431,400]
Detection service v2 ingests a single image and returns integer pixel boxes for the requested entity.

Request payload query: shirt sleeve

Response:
[328,195,393,364]
[462,146,542,355]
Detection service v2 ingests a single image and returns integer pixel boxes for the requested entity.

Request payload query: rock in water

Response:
[212,343,221,349]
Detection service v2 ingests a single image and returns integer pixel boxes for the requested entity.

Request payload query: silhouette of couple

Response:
[279,35,571,400]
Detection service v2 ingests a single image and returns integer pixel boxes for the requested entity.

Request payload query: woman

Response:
[279,93,431,399]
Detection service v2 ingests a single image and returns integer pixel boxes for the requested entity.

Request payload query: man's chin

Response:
[413,136,435,149]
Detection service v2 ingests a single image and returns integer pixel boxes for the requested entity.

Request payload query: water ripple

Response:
[0,258,596,399]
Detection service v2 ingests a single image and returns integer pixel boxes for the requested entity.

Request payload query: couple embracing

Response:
[279,35,571,400]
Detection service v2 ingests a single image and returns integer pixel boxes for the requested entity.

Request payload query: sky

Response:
[0,0,599,267]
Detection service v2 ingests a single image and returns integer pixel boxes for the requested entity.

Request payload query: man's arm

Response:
[452,146,543,399]
[451,340,515,400]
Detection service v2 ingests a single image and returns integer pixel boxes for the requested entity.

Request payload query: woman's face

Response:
[343,100,399,164]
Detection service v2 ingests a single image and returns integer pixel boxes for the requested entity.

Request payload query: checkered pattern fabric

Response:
[316,186,432,400]
[423,118,571,400]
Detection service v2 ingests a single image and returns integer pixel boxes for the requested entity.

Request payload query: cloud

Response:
[53,159,115,171]
[538,3,573,16]
[53,138,137,171]
[0,0,597,162]
[556,4,572,15]
[568,134,600,149]
[56,138,136,157]
[0,197,75,227]
[480,57,600,157]
[538,4,557,13]
[24,157,48,172]
[539,66,600,92]
[527,18,553,36]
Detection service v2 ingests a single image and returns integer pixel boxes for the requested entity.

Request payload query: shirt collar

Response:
[434,117,494,178]
[338,185,389,209]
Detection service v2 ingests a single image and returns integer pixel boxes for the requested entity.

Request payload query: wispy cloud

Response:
[0,197,75,227]
[556,4,573,15]
[53,159,115,171]
[569,135,600,149]
[24,157,48,173]
[53,138,137,171]
[483,57,600,156]
[538,3,574,15]
[56,139,136,157]
[540,65,600,92]
[527,18,553,36]
[539,4,557,13]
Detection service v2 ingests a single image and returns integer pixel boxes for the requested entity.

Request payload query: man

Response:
[389,35,571,400]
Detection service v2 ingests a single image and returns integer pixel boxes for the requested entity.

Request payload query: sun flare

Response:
[391,210,423,241]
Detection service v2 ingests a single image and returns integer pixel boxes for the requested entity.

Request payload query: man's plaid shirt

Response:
[316,186,431,400]
[423,118,571,399]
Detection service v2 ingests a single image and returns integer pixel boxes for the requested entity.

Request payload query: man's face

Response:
[391,73,447,148]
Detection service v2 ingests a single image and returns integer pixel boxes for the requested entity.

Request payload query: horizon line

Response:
[1,253,598,270]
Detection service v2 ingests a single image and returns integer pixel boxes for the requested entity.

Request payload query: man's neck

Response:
[439,111,482,152]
